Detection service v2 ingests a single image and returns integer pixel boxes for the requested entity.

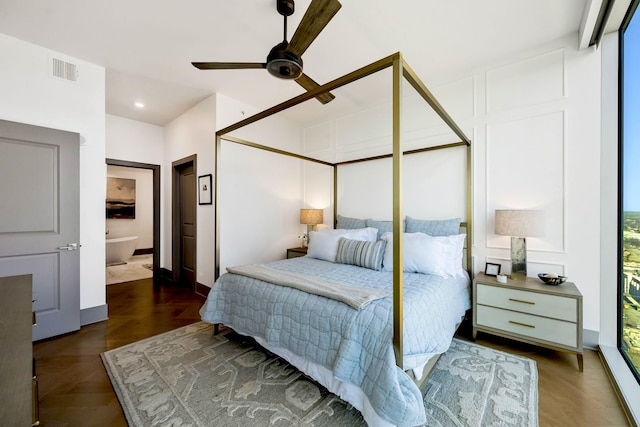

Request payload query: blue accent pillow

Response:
[336,214,369,230]
[405,216,461,236]
[335,238,387,271]
[365,219,406,240]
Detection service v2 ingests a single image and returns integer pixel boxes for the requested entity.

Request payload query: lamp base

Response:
[307,224,317,235]
[510,236,528,281]
[304,224,318,247]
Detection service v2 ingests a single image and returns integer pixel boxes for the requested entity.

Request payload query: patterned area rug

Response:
[101,322,538,426]
[106,255,153,285]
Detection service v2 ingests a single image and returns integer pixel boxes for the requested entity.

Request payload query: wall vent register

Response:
[50,57,78,82]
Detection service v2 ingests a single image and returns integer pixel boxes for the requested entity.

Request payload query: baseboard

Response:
[159,268,173,281]
[80,304,108,326]
[195,282,211,298]
[133,248,153,256]
[158,267,208,297]
[583,328,599,350]
[599,345,640,426]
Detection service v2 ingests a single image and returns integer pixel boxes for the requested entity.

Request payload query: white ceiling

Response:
[0,0,588,126]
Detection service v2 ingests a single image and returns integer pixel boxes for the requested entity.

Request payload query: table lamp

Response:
[300,208,323,239]
[495,209,543,281]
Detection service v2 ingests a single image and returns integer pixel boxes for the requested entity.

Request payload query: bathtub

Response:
[106,236,138,265]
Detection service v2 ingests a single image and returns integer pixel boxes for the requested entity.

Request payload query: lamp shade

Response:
[300,209,323,225]
[495,209,543,237]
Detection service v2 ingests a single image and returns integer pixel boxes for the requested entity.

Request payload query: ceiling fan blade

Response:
[288,0,342,57]
[191,62,266,70]
[296,73,335,104]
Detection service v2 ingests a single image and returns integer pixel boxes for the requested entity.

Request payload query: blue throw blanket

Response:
[200,257,470,426]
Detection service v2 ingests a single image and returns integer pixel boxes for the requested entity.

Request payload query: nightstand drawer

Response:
[476,284,577,322]
[476,305,578,348]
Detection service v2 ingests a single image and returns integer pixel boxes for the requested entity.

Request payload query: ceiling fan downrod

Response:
[267,0,303,79]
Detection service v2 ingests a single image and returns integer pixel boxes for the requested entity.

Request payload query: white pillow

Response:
[381,232,466,277]
[307,227,378,262]
[432,233,466,278]
[448,233,467,278]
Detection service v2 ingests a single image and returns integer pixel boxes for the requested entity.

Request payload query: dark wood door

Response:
[173,157,196,289]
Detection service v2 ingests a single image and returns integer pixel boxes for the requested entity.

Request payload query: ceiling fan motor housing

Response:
[266,41,303,79]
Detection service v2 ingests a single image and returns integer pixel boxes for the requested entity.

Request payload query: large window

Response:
[620,0,640,385]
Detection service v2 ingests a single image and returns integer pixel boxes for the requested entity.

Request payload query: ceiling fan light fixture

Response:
[267,59,303,79]
[266,42,303,79]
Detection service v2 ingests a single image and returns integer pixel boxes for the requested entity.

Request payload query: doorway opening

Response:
[105,159,160,284]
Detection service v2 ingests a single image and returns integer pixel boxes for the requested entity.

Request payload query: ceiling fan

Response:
[192,0,341,104]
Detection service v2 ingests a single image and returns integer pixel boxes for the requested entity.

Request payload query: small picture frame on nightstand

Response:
[484,262,501,276]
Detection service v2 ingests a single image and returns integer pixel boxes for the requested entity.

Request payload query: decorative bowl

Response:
[537,273,567,285]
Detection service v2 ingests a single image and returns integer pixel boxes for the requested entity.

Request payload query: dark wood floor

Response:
[33,278,205,426]
[33,277,631,426]
[458,324,632,427]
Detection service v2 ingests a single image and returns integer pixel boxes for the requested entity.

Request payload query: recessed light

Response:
[134,101,145,109]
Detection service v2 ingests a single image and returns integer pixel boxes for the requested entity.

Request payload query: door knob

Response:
[57,243,80,251]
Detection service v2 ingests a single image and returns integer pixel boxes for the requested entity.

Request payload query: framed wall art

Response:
[198,174,212,205]
[106,177,136,218]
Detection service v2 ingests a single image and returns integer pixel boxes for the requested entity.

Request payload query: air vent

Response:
[50,57,78,82]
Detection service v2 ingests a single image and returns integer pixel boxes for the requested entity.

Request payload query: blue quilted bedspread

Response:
[199,257,470,426]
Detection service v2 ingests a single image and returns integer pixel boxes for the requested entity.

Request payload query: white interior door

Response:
[0,119,80,341]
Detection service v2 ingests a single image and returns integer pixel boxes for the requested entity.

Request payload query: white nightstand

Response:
[473,272,584,372]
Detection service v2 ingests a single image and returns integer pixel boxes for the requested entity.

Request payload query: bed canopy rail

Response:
[215,52,472,369]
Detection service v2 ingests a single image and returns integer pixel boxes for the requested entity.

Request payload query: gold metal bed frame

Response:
[213,52,472,371]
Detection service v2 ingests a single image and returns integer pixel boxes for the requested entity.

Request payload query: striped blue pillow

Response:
[335,238,387,271]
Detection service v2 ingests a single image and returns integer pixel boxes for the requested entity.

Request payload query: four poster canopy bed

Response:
[200,52,473,426]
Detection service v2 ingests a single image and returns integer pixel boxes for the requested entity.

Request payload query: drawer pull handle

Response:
[509,320,535,328]
[508,298,535,305]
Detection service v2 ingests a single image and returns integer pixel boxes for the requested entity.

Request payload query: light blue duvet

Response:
[200,257,470,426]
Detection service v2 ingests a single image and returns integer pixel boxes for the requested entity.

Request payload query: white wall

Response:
[218,142,304,272]
[0,33,106,311]
[106,166,154,250]
[302,161,334,228]
[302,34,603,336]
[483,38,601,335]
[334,148,468,222]
[163,95,217,285]
[215,94,307,275]
[105,115,163,253]
[301,87,470,226]
[163,93,307,286]
[106,114,164,164]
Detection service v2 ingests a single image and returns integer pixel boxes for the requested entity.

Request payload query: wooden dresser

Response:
[0,274,38,425]
[472,272,584,371]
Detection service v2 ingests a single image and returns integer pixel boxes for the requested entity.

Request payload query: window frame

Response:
[618,0,640,386]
